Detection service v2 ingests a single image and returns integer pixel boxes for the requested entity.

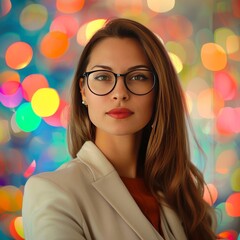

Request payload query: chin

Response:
[108,127,144,136]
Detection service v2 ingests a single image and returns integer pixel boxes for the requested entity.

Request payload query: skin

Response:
[80,37,155,178]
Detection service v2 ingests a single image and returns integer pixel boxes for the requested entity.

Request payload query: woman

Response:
[22,18,217,239]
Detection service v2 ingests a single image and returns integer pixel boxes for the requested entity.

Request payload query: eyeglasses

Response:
[81,69,156,96]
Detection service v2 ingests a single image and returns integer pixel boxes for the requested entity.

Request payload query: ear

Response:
[79,78,86,100]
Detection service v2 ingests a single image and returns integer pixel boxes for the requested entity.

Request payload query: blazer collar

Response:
[77,141,163,240]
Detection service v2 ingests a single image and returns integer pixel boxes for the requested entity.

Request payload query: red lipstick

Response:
[106,108,133,119]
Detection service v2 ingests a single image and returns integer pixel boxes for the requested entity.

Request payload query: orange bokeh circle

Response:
[40,31,69,58]
[5,42,33,69]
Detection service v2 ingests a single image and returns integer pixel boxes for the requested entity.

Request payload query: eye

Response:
[95,75,109,81]
[92,71,113,81]
[129,73,148,81]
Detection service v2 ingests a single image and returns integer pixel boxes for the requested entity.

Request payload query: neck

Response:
[95,132,142,178]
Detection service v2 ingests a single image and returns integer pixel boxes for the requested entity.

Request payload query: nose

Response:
[112,76,130,101]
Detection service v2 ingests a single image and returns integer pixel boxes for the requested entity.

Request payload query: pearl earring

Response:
[82,100,87,105]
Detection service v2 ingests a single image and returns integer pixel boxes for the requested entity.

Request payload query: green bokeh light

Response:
[15,102,42,132]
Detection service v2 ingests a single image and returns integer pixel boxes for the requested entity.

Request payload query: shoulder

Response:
[22,156,95,225]
[22,159,88,239]
[25,157,94,194]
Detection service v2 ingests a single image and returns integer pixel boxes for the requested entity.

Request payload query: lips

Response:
[106,108,133,119]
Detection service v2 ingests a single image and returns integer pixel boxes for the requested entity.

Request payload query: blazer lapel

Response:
[92,171,163,240]
[78,141,163,240]
[159,195,187,240]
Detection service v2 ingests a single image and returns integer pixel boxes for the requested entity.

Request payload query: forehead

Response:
[87,37,150,70]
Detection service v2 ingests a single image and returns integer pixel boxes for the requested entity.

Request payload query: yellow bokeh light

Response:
[168,52,183,73]
[14,217,24,238]
[31,88,60,117]
[86,19,106,41]
[147,0,175,13]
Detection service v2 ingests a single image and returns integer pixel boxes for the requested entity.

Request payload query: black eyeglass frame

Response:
[81,69,156,96]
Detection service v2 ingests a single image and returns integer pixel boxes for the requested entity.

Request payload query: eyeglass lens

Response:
[87,70,155,95]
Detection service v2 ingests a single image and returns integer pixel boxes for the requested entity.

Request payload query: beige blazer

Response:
[22,141,188,240]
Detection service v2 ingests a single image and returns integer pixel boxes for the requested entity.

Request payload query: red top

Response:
[121,177,163,236]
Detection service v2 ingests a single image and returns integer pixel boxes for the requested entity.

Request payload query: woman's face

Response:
[80,37,155,138]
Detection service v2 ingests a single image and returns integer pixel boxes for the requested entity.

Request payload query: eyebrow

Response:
[90,65,150,71]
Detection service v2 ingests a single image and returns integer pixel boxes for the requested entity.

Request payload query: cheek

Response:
[85,93,105,124]
[135,94,155,123]
[144,104,154,123]
[87,105,100,127]
[143,94,155,117]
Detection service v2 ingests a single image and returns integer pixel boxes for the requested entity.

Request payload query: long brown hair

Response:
[67,18,217,239]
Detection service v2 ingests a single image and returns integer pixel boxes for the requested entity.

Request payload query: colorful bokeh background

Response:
[0,0,240,239]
